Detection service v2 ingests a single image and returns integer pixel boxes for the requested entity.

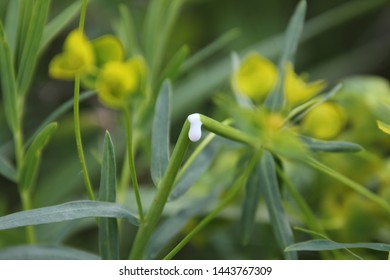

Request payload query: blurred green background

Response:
[1,0,390,259]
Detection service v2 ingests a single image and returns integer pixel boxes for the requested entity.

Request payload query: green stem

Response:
[276,166,324,234]
[129,121,191,259]
[74,75,94,200]
[73,0,94,200]
[20,190,36,244]
[14,128,24,173]
[199,115,258,147]
[79,0,88,32]
[163,149,262,260]
[123,107,144,222]
[275,166,337,260]
[306,157,390,215]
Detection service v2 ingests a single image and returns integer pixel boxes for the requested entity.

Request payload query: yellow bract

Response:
[96,57,146,109]
[234,53,277,101]
[284,63,326,106]
[91,35,125,67]
[49,30,95,80]
[301,102,346,140]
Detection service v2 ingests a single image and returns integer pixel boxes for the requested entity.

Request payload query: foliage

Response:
[0,0,390,260]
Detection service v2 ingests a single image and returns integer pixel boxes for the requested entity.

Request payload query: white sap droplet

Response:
[187,113,202,142]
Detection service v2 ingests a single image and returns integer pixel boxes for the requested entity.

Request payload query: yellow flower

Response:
[284,63,326,106]
[49,30,95,80]
[233,53,277,101]
[301,102,346,140]
[96,57,145,109]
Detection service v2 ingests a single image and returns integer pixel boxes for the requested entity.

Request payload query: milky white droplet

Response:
[187,113,202,142]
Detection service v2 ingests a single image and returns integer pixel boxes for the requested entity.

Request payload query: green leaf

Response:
[306,157,390,215]
[0,22,19,132]
[145,0,186,85]
[0,200,139,231]
[300,136,363,153]
[0,245,101,260]
[40,1,82,52]
[240,164,262,245]
[151,80,172,186]
[286,84,341,123]
[259,151,297,259]
[230,52,255,108]
[17,0,50,96]
[118,4,140,56]
[264,0,307,111]
[98,131,119,260]
[4,0,19,54]
[169,141,218,201]
[182,28,240,73]
[15,0,34,67]
[25,90,95,147]
[377,120,390,135]
[159,45,189,86]
[19,122,58,191]
[0,154,17,182]
[285,239,390,253]
[146,193,217,259]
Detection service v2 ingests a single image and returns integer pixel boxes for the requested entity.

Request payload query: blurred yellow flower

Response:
[49,30,95,80]
[234,53,277,101]
[96,57,146,109]
[284,63,326,106]
[301,102,346,140]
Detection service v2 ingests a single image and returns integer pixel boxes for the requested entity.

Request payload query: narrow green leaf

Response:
[169,141,218,201]
[259,151,297,259]
[0,154,17,182]
[306,157,390,215]
[241,164,262,245]
[17,0,51,96]
[0,200,139,231]
[0,245,101,260]
[151,80,171,186]
[19,122,58,191]
[25,90,95,147]
[300,136,363,153]
[230,52,255,108]
[159,45,189,86]
[146,193,217,259]
[377,120,390,135]
[118,4,141,56]
[4,0,19,54]
[15,0,34,67]
[40,1,82,52]
[285,239,390,253]
[264,0,307,111]
[182,28,240,73]
[286,84,342,123]
[0,22,19,132]
[98,132,119,260]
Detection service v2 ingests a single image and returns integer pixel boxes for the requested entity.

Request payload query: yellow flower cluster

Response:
[49,30,146,109]
[233,52,325,106]
[233,52,346,140]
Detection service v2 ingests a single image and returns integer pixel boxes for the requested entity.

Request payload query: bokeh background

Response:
[1,0,390,259]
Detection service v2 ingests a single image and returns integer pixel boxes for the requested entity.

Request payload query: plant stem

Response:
[306,157,390,215]
[163,149,262,260]
[79,0,88,32]
[72,0,94,200]
[123,107,144,222]
[14,126,24,174]
[129,121,191,259]
[199,115,258,147]
[20,190,36,244]
[74,75,94,200]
